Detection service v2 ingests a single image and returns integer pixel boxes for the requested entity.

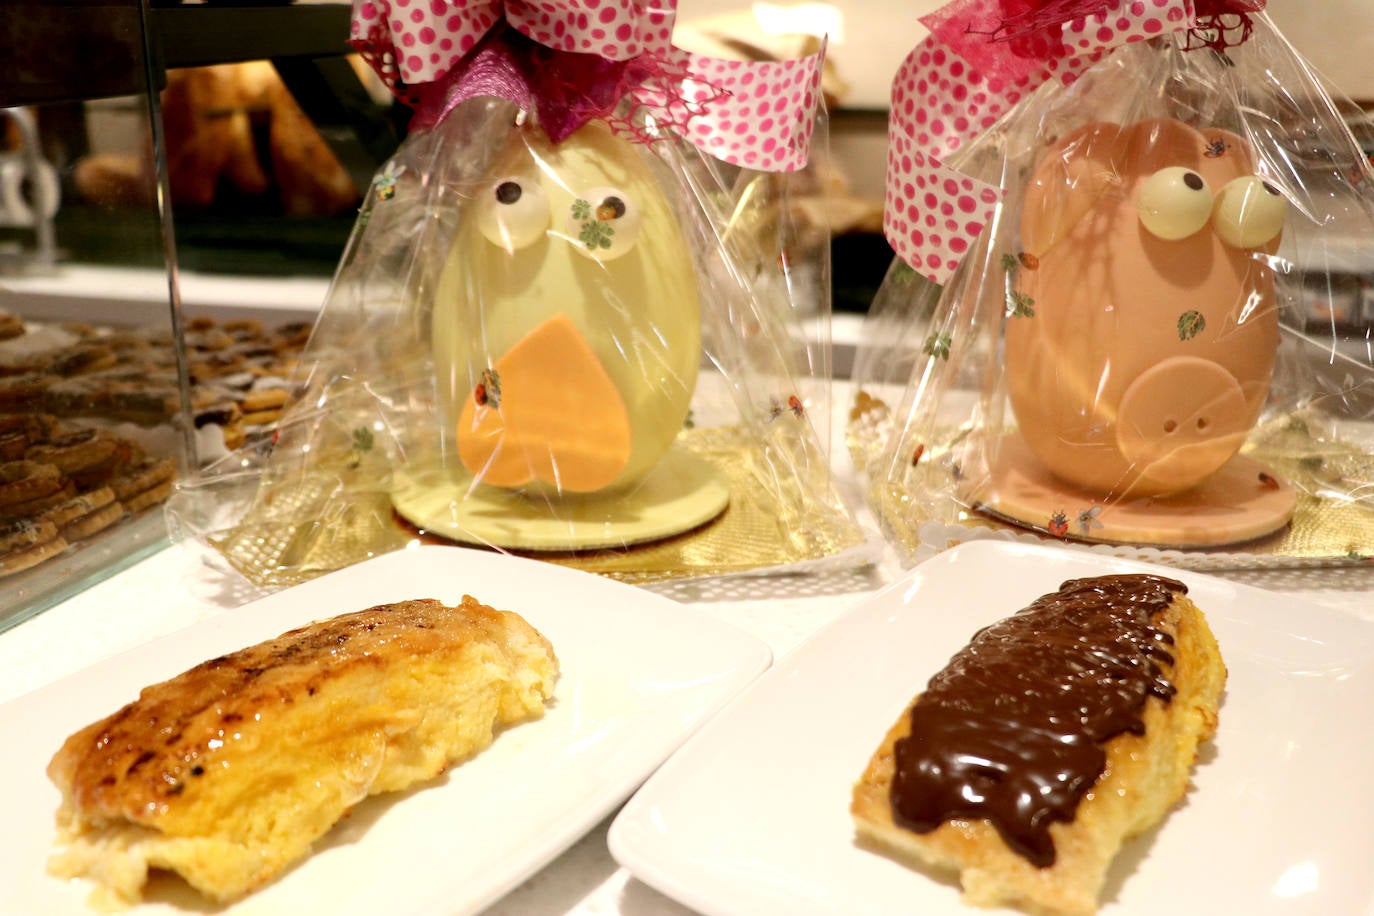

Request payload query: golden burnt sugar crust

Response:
[46,596,559,906]
[851,574,1226,916]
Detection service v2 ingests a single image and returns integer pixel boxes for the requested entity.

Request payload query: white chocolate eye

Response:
[1137,167,1213,240]
[1212,176,1287,248]
[564,187,640,261]
[477,177,549,251]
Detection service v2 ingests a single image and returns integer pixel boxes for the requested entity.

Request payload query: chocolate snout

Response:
[1114,356,1251,494]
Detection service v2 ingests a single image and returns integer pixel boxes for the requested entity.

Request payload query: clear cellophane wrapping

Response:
[849,16,1374,570]
[168,97,870,588]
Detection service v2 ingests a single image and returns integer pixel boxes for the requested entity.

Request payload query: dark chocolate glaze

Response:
[890,574,1186,867]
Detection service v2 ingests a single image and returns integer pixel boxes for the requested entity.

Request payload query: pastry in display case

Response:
[0,56,188,630]
[0,0,401,628]
[72,61,360,220]
[0,226,313,619]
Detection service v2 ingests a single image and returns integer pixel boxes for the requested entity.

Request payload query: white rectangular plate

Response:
[1,545,771,915]
[610,540,1374,915]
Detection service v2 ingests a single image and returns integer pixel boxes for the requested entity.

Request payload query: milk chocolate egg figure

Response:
[1004,118,1287,499]
[432,119,701,498]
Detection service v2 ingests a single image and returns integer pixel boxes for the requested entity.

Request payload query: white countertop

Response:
[3,429,1374,914]
[0,264,1371,905]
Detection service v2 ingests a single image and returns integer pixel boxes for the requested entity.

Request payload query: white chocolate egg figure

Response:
[1004,118,1287,499]
[432,119,701,498]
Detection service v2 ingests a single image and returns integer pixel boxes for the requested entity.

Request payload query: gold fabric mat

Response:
[210,425,864,588]
[861,408,1374,569]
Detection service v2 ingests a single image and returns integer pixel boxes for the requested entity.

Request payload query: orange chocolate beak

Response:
[457,313,633,493]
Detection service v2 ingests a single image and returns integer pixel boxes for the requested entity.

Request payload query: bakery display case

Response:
[0,1,384,630]
[1,2,189,630]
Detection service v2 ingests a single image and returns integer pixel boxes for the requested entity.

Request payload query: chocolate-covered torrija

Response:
[890,574,1186,867]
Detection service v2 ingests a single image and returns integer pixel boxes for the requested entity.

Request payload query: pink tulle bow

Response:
[349,0,825,172]
[885,0,1263,284]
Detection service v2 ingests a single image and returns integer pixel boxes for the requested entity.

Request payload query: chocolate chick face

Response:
[1004,118,1286,498]
[434,121,702,495]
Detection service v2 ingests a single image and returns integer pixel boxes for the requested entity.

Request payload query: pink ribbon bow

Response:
[886,0,1263,284]
[350,0,825,172]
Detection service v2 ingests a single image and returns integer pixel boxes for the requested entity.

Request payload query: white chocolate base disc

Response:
[391,447,730,551]
[972,434,1295,548]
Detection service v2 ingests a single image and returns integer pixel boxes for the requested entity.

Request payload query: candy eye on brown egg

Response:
[1137,167,1214,240]
[477,177,550,252]
[565,186,641,262]
[1212,176,1287,249]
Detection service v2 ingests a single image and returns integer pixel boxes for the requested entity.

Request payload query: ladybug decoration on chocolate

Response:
[374,163,405,201]
[473,368,501,410]
[766,395,806,422]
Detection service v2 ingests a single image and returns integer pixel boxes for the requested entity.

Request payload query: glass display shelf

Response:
[0,511,170,635]
[2,0,189,629]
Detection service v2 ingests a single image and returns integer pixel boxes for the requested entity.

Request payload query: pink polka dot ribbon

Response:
[885,0,1196,284]
[668,47,825,173]
[350,0,824,172]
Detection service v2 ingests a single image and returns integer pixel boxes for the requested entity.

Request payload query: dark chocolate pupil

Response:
[600,196,626,219]
[495,181,523,205]
[1183,171,1205,191]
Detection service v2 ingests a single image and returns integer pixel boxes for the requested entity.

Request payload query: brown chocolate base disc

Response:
[973,433,1295,548]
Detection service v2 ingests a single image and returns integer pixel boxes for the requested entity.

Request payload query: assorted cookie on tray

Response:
[180,317,308,455]
[0,311,308,461]
[0,415,176,578]
[0,309,309,581]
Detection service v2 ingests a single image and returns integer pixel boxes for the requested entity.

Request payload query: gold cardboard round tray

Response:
[974,433,1296,548]
[391,446,730,551]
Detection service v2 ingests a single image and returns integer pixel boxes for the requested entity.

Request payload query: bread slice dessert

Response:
[851,574,1225,916]
[47,596,559,905]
